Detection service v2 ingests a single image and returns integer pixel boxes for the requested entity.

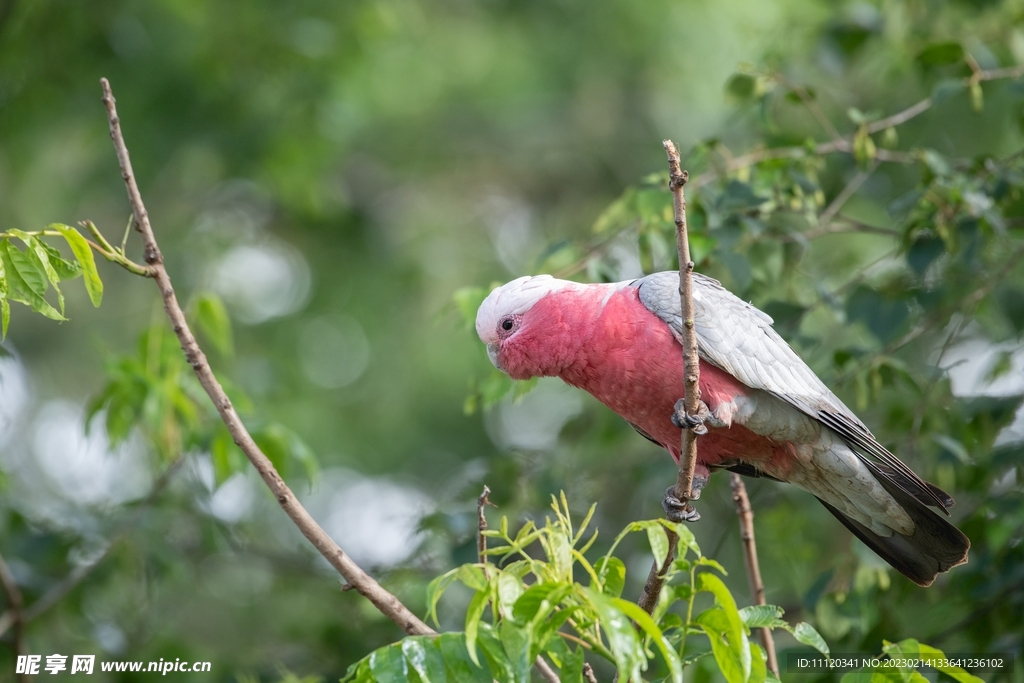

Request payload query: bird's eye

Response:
[501,318,514,331]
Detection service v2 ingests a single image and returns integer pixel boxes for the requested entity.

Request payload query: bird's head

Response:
[475,275,589,380]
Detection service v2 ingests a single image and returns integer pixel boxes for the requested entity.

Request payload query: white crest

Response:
[475,275,585,343]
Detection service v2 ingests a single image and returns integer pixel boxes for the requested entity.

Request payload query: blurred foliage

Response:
[0,0,1023,681]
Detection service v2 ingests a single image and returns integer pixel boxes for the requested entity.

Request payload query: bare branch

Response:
[638,140,702,617]
[665,140,702,521]
[477,485,491,565]
[729,474,778,677]
[816,161,879,229]
[98,77,433,637]
[583,662,600,683]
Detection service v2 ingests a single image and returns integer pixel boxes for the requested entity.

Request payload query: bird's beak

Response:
[486,343,504,372]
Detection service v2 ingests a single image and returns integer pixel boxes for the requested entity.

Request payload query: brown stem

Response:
[638,140,702,616]
[583,662,600,683]
[729,474,778,677]
[665,140,702,519]
[99,77,433,637]
[0,551,26,683]
[477,485,491,565]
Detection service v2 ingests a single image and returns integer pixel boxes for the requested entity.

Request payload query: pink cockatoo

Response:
[475,271,969,586]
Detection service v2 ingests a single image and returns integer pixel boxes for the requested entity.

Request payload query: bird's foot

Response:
[661,477,708,523]
[671,398,714,435]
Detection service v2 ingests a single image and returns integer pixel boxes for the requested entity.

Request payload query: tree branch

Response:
[98,77,433,637]
[729,474,778,677]
[637,140,702,617]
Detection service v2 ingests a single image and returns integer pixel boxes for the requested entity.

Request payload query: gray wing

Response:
[633,271,951,512]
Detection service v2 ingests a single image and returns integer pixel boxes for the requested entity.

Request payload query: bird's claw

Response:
[661,478,708,523]
[671,398,710,435]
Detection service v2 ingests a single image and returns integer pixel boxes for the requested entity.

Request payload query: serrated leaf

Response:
[54,224,103,307]
[793,622,830,656]
[9,230,64,314]
[0,241,64,321]
[739,605,786,628]
[37,242,81,280]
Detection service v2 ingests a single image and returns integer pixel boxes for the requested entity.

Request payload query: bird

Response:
[475,270,969,586]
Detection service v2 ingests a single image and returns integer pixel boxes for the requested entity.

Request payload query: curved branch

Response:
[98,78,433,637]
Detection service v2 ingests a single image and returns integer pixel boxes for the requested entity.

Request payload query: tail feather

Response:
[816,478,969,586]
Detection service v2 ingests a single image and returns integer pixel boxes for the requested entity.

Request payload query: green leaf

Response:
[495,572,524,619]
[476,623,515,683]
[9,230,65,315]
[437,633,492,683]
[792,622,830,657]
[457,564,490,592]
[916,41,964,67]
[695,607,750,683]
[194,292,234,356]
[53,224,103,307]
[593,556,626,598]
[583,589,644,683]
[647,524,670,569]
[696,573,751,683]
[725,73,760,101]
[749,642,768,683]
[613,597,684,683]
[464,589,490,667]
[557,646,585,683]
[0,241,65,321]
[369,643,409,683]
[498,620,531,683]
[425,568,460,626]
[402,637,447,683]
[739,605,786,629]
[512,582,560,622]
[37,242,82,280]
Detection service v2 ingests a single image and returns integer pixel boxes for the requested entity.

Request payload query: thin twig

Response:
[729,474,778,677]
[0,550,26,682]
[477,485,491,565]
[99,77,433,637]
[637,140,702,617]
[817,161,879,229]
[583,662,600,683]
[690,65,1024,192]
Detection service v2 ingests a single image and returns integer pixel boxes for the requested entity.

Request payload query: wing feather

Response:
[634,271,952,512]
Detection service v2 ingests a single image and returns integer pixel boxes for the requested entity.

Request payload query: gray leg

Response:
[661,473,709,523]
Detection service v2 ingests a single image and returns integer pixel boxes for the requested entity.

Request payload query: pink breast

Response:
[559,287,782,468]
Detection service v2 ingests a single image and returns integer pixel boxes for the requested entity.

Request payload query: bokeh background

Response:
[0,0,1022,680]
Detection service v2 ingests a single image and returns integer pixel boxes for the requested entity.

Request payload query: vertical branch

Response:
[665,140,702,515]
[477,485,491,564]
[730,474,779,677]
[0,551,26,683]
[637,139,701,616]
